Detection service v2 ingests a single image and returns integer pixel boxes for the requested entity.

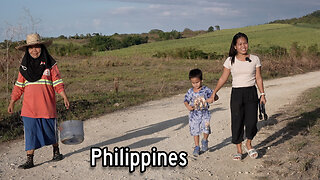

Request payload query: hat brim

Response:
[15,40,53,51]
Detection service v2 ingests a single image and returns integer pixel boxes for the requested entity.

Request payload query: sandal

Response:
[243,145,258,159]
[233,153,242,160]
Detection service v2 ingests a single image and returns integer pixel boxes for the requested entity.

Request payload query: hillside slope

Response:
[97,23,320,58]
[270,10,320,24]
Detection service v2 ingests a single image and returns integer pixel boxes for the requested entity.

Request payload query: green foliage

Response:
[251,44,288,57]
[0,40,21,50]
[290,42,305,58]
[149,29,164,34]
[88,34,148,51]
[308,44,320,56]
[183,28,193,33]
[58,35,67,39]
[0,112,23,142]
[49,43,93,56]
[89,35,122,51]
[270,10,320,24]
[122,35,148,48]
[208,26,214,32]
[158,30,182,40]
[153,47,224,60]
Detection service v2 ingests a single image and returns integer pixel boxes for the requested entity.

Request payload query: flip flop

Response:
[243,144,258,159]
[248,149,258,159]
[233,153,242,160]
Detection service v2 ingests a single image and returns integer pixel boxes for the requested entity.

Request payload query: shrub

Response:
[149,29,164,34]
[251,44,287,57]
[121,35,148,48]
[49,43,93,57]
[290,42,305,58]
[269,45,287,57]
[158,30,182,40]
[208,26,214,32]
[89,36,122,51]
[153,48,224,60]
[307,44,319,56]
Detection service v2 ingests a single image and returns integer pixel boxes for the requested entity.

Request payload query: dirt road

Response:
[1,71,320,179]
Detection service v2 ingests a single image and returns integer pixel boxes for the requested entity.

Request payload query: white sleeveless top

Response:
[223,54,261,88]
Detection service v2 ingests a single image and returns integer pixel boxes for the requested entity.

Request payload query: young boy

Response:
[184,69,218,156]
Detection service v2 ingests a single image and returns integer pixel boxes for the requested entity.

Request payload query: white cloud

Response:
[161,11,171,16]
[203,7,240,16]
[148,4,162,9]
[110,6,136,15]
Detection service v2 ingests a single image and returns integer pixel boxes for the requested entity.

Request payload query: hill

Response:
[270,10,320,24]
[97,23,320,58]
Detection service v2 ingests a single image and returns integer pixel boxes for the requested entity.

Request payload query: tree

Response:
[215,25,220,31]
[183,28,193,33]
[58,35,67,39]
[23,8,41,33]
[149,29,163,34]
[208,26,214,32]
[3,24,24,102]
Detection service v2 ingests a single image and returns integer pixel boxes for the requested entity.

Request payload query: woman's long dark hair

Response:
[229,32,248,64]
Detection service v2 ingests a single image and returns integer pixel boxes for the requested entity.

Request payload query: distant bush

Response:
[251,44,287,57]
[158,30,182,40]
[58,35,67,39]
[269,46,287,57]
[290,42,305,58]
[208,26,214,32]
[153,47,224,60]
[307,44,319,56]
[122,35,148,48]
[88,34,148,51]
[49,43,93,57]
[89,35,122,51]
[251,42,320,59]
[149,29,164,34]
[183,28,193,33]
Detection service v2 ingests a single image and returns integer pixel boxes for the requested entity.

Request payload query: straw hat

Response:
[16,33,52,51]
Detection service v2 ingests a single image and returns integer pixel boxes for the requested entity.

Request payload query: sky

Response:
[0,0,319,41]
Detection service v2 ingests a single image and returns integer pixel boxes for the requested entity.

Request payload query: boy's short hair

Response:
[189,68,202,80]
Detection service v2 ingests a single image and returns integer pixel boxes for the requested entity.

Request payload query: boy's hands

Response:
[186,104,194,111]
[184,101,194,111]
[206,94,219,103]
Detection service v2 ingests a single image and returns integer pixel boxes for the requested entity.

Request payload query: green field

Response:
[96,24,320,57]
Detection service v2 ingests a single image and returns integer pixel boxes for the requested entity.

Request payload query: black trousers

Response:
[230,86,258,144]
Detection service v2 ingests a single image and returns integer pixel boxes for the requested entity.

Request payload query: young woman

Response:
[208,32,266,160]
[8,33,70,169]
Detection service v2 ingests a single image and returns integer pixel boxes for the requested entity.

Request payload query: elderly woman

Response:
[8,33,70,169]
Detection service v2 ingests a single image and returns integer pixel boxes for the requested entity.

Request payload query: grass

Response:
[96,24,320,58]
[258,86,320,179]
[0,23,320,142]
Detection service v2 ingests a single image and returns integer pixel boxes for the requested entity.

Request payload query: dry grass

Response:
[256,87,320,179]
